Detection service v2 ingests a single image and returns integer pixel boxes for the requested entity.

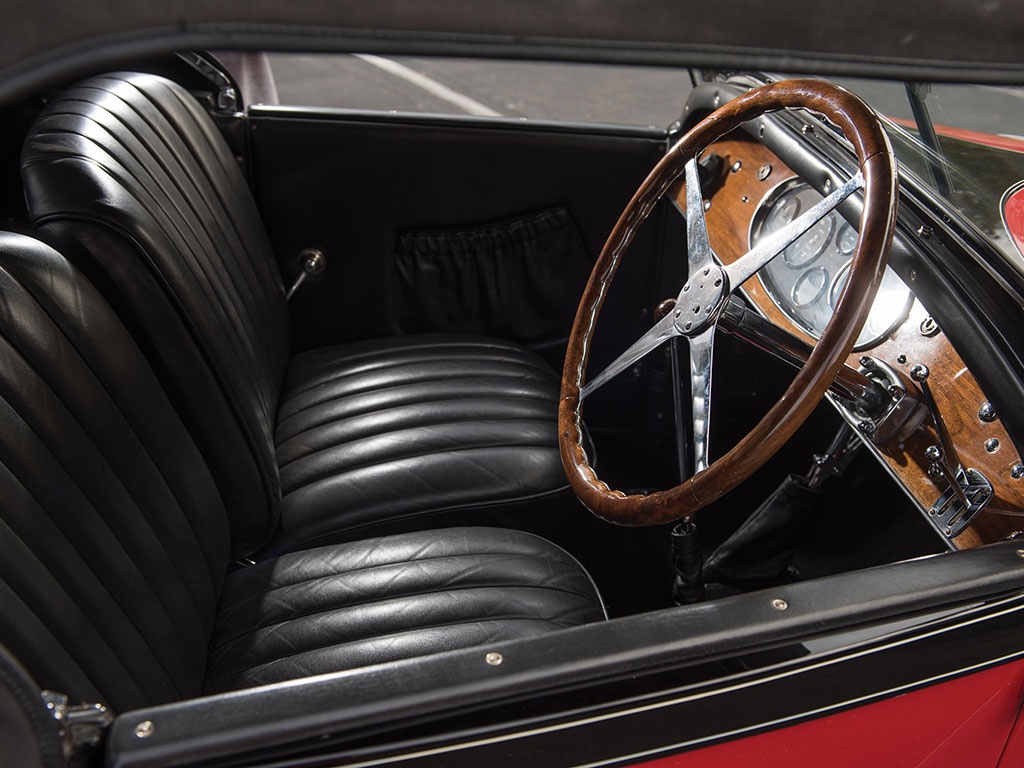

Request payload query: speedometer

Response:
[749,178,913,349]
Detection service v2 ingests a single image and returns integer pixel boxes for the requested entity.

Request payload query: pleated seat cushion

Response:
[21,71,582,557]
[0,233,605,710]
[205,528,605,693]
[271,334,572,552]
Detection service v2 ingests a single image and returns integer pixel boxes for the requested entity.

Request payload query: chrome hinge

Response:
[42,690,114,765]
[928,467,993,538]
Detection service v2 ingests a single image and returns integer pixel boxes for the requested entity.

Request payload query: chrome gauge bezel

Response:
[747,176,914,351]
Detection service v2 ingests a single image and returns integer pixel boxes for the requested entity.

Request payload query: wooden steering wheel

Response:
[559,79,897,526]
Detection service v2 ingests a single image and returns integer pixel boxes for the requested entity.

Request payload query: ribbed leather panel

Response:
[205,528,604,693]
[0,234,605,709]
[0,233,229,711]
[22,71,581,557]
[273,334,570,551]
[21,72,289,555]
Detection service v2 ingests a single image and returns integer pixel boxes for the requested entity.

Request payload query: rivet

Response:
[1012,464,1024,480]
[703,200,712,212]
[730,160,742,173]
[741,195,749,203]
[985,438,1000,453]
[823,178,832,192]
[917,225,933,239]
[801,124,814,134]
[1016,549,1024,558]
[978,402,997,423]
[485,652,503,666]
[757,163,772,181]
[134,720,155,739]
[910,364,930,382]
[896,354,908,365]
[771,598,788,611]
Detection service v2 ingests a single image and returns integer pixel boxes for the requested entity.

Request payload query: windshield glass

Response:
[835,78,1024,270]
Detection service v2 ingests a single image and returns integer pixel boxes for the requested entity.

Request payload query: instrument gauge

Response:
[749,177,913,349]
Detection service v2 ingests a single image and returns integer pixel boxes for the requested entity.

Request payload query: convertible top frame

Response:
[3,0,1024,106]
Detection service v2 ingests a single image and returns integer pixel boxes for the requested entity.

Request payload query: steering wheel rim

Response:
[559,79,898,526]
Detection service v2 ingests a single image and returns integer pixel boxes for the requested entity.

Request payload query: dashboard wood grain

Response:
[670,132,1024,548]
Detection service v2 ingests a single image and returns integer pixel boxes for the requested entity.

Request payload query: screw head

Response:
[1011,464,1024,480]
[985,438,1000,454]
[924,445,943,462]
[134,720,155,739]
[910,364,930,382]
[771,598,788,611]
[485,652,503,666]
[919,317,939,337]
[757,163,772,181]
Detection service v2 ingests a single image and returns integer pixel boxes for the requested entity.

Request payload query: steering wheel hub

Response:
[674,263,728,336]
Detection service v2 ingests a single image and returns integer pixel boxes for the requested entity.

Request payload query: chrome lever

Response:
[286,248,327,300]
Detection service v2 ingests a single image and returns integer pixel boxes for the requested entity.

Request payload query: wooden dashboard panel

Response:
[669,133,1024,549]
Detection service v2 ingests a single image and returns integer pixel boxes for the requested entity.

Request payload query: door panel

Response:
[248,109,671,362]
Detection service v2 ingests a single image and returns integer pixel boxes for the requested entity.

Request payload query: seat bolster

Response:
[204,527,604,694]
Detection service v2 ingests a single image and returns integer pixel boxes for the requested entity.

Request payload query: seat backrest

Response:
[21,72,291,555]
[0,233,229,712]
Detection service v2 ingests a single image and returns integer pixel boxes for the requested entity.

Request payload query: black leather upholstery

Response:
[0,232,604,711]
[274,334,569,552]
[205,528,603,693]
[22,71,577,557]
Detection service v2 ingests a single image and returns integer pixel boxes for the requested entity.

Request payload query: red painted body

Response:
[1001,183,1024,258]
[633,659,1024,767]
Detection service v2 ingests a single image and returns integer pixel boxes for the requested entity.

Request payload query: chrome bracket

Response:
[42,690,114,761]
[832,356,928,445]
[928,467,993,538]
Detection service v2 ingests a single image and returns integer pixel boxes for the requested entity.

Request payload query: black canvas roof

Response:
[2,0,1023,103]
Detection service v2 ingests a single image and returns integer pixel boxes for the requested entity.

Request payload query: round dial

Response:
[749,178,913,349]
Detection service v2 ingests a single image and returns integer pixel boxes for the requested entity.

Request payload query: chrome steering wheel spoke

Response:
[687,327,715,474]
[723,171,863,290]
[581,162,864,477]
[581,312,679,399]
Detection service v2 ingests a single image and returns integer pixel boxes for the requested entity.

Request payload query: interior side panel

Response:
[247,110,671,360]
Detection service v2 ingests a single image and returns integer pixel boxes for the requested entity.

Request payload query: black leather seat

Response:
[0,232,604,711]
[21,71,578,557]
